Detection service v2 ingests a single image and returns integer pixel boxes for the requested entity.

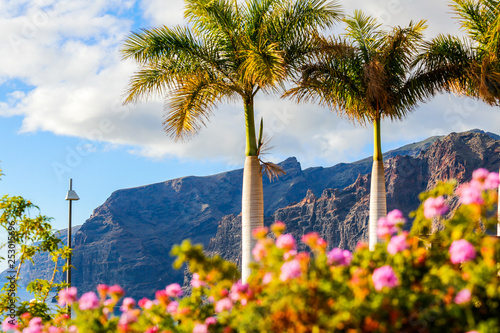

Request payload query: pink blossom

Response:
[449,239,476,264]
[455,288,472,304]
[262,272,273,285]
[372,265,400,291]
[155,290,168,303]
[78,292,100,310]
[96,284,108,295]
[120,297,136,311]
[49,326,63,333]
[58,287,77,306]
[466,331,479,333]
[327,248,353,266]
[456,183,484,205]
[118,311,138,325]
[167,301,179,314]
[423,196,449,219]
[280,259,302,281]
[68,325,78,333]
[2,317,18,331]
[387,232,409,255]
[252,242,267,261]
[191,273,207,288]
[108,285,125,297]
[472,168,489,182]
[484,172,500,190]
[276,234,296,251]
[165,283,183,298]
[138,297,151,309]
[193,323,208,333]
[230,281,249,302]
[215,297,233,313]
[386,209,406,226]
[271,221,286,234]
[22,317,43,333]
[283,249,297,260]
[377,217,394,238]
[205,317,217,326]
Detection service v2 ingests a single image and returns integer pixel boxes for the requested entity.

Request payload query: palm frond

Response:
[344,10,384,63]
[163,73,235,141]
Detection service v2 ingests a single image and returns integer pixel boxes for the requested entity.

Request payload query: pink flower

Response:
[276,234,296,251]
[252,242,267,261]
[456,183,484,205]
[58,287,77,306]
[167,300,179,314]
[68,325,78,333]
[2,317,18,331]
[138,297,152,309]
[262,272,273,285]
[23,317,43,333]
[484,172,500,190]
[280,259,302,281]
[215,297,233,313]
[96,284,108,295]
[449,239,476,264]
[108,285,125,297]
[455,288,472,304]
[193,323,208,333]
[472,168,489,182]
[387,232,409,255]
[205,317,217,326]
[78,292,100,310]
[372,265,400,291]
[49,326,64,333]
[230,281,249,302]
[423,196,449,219]
[118,311,138,325]
[466,331,479,333]
[386,209,406,226]
[165,283,183,298]
[327,248,353,266]
[120,297,136,311]
[377,217,397,238]
[191,273,207,288]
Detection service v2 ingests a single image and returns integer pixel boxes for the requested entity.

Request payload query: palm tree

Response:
[121,0,342,280]
[285,11,440,250]
[416,0,500,235]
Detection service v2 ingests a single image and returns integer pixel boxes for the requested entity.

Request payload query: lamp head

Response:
[65,190,80,201]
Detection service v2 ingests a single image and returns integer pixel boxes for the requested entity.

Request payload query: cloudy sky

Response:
[0,0,499,243]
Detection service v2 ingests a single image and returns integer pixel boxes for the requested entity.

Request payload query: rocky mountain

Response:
[5,130,500,300]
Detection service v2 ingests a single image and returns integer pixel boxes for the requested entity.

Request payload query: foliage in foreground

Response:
[0,169,71,321]
[2,169,500,333]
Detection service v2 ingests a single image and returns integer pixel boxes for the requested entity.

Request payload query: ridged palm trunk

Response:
[368,117,387,250]
[241,98,264,282]
[241,156,264,281]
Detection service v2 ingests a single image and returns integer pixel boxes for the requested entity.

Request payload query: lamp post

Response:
[65,179,79,308]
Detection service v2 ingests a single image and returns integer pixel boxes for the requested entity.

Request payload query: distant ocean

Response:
[14,287,60,312]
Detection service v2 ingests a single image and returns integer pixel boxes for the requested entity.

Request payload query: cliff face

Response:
[7,130,499,300]
[208,131,500,265]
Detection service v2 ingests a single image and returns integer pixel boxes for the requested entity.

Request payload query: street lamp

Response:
[65,179,79,292]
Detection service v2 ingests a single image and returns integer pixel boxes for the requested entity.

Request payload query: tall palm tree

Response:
[416,0,500,235]
[121,0,342,280]
[286,11,440,250]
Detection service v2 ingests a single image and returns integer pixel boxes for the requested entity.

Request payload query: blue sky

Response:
[0,0,499,246]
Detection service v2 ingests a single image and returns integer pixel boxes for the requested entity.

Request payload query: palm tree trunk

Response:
[498,165,500,236]
[241,97,264,281]
[368,116,387,250]
[241,156,264,281]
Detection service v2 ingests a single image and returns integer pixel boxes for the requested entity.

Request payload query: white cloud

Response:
[0,0,497,172]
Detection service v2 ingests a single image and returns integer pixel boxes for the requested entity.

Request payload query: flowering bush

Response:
[2,169,500,332]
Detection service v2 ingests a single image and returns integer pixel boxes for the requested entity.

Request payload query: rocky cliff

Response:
[6,130,500,300]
